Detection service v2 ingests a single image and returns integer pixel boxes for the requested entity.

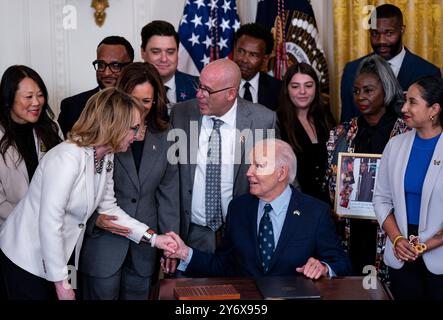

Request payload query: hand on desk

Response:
[296,257,328,280]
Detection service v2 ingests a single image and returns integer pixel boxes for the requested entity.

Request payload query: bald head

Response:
[201,59,241,89]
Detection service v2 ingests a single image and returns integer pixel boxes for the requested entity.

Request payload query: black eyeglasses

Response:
[196,84,234,96]
[92,60,131,73]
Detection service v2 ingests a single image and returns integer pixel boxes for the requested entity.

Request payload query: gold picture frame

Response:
[334,152,382,220]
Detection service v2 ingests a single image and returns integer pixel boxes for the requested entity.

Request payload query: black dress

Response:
[349,109,399,275]
[293,120,330,204]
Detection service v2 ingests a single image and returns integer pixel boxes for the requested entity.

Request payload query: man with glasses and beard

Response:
[58,36,134,137]
[340,4,441,122]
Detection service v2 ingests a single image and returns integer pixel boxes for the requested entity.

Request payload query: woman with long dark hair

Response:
[277,62,335,203]
[0,65,62,298]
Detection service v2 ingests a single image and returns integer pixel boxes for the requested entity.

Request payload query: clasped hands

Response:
[393,235,426,262]
[95,214,178,255]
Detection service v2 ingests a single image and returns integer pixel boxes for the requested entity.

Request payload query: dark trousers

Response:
[0,250,57,300]
[0,257,7,300]
[388,224,443,300]
[80,249,151,300]
[348,219,378,275]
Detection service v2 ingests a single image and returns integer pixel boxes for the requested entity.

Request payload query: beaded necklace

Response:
[93,147,104,174]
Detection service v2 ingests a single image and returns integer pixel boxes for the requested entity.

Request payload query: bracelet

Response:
[393,235,405,247]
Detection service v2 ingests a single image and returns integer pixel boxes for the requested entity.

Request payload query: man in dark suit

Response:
[233,23,282,111]
[170,59,278,254]
[357,162,374,202]
[340,4,441,122]
[163,139,351,278]
[141,20,197,112]
[57,36,134,137]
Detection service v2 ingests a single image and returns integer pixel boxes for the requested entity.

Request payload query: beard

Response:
[372,38,403,60]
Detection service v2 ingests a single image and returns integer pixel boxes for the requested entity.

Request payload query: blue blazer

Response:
[340,49,441,122]
[185,187,351,277]
[175,71,198,102]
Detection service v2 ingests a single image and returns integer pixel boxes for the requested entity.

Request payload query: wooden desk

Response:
[154,276,392,300]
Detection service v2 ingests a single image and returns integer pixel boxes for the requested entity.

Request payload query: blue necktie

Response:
[258,203,275,272]
[205,118,224,231]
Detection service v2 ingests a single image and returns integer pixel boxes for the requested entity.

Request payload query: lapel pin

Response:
[152,145,156,151]
[240,135,245,143]
[293,210,301,216]
[434,160,441,166]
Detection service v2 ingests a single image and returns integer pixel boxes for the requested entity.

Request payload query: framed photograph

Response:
[334,152,382,220]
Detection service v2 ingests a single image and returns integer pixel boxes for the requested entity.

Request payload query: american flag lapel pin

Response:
[153,145,156,151]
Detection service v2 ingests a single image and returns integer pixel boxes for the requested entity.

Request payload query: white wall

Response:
[0,0,330,115]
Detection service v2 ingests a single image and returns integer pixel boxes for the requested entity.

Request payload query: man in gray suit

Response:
[170,59,278,254]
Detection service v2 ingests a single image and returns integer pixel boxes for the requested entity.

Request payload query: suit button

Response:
[78,223,84,229]
[131,199,137,203]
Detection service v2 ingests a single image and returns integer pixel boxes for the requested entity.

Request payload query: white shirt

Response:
[191,101,238,227]
[240,72,260,103]
[164,75,177,115]
[387,46,406,77]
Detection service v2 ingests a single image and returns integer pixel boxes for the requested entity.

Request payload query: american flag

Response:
[177,0,241,76]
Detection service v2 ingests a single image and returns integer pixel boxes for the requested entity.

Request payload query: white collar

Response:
[204,99,238,128]
[386,46,406,70]
[164,74,176,91]
[240,72,260,91]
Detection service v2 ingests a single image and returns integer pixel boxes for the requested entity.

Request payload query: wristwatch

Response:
[143,228,156,243]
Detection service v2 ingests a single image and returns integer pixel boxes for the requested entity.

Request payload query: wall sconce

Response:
[91,0,109,27]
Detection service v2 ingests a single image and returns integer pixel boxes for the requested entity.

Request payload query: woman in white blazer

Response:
[374,76,443,299]
[0,65,63,299]
[0,88,176,300]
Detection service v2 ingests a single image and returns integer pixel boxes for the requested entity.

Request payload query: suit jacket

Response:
[257,72,282,111]
[0,142,148,282]
[170,98,279,241]
[0,128,48,224]
[58,87,100,138]
[80,128,180,278]
[340,49,441,122]
[175,71,198,102]
[374,130,443,274]
[184,187,351,277]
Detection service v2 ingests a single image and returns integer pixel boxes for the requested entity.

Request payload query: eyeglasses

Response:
[130,124,140,135]
[196,84,234,96]
[92,60,131,73]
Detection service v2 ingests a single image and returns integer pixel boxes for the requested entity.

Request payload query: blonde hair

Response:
[68,88,143,151]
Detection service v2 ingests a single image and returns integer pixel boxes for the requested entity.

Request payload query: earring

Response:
[430,115,435,121]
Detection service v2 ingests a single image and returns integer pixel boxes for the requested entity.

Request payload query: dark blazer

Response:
[184,187,351,277]
[170,98,279,241]
[175,71,198,102]
[257,72,282,111]
[79,127,179,278]
[340,49,441,122]
[58,87,100,138]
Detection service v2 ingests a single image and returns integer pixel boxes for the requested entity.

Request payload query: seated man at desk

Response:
[163,139,351,279]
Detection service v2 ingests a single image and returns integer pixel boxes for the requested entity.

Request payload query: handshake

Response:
[154,231,189,274]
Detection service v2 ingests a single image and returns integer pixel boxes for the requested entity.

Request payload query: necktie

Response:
[243,82,253,102]
[164,85,170,104]
[205,118,224,231]
[258,203,275,273]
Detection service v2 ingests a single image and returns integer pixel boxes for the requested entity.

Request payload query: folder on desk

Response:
[255,276,321,300]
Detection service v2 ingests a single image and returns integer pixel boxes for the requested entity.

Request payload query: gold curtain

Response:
[332,0,443,121]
